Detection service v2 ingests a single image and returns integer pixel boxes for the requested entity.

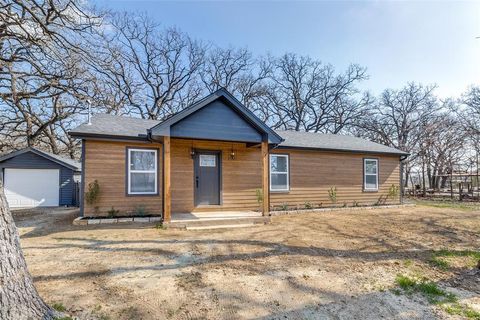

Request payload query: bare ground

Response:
[14,204,480,320]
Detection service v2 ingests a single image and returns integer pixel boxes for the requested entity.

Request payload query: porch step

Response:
[186,223,257,231]
[167,216,270,230]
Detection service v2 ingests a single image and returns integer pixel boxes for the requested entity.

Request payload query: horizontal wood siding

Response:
[270,149,401,209]
[171,139,262,213]
[83,140,163,217]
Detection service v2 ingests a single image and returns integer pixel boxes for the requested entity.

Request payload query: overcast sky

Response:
[93,0,480,99]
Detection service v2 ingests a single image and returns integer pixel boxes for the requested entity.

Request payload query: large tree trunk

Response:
[0,183,56,320]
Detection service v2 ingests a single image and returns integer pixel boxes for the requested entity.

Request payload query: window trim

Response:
[127,148,158,196]
[363,158,379,192]
[270,154,290,192]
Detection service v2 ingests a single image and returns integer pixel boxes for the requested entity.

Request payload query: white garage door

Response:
[4,168,60,208]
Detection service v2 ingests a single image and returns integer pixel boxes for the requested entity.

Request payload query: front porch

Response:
[167,210,270,230]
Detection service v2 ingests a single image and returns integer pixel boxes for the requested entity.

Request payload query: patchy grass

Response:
[444,303,480,320]
[395,275,456,304]
[51,302,66,312]
[414,199,480,211]
[395,274,480,319]
[53,317,73,320]
[429,249,480,270]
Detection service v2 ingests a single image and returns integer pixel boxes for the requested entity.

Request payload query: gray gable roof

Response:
[150,89,284,144]
[0,147,81,171]
[276,130,408,156]
[69,113,160,140]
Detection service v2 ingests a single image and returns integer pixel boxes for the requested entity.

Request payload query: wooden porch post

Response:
[163,136,171,222]
[261,140,270,215]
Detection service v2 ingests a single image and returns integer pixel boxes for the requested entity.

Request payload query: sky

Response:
[91,0,480,99]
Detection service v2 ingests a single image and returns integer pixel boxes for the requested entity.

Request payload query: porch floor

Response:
[168,211,269,230]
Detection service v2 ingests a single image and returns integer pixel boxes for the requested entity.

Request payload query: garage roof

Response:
[0,147,81,171]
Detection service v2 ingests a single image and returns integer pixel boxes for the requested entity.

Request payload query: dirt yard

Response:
[14,204,480,320]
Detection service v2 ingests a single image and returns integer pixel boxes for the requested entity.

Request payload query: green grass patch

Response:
[52,302,66,312]
[429,249,480,270]
[395,275,456,304]
[395,274,479,318]
[53,317,73,320]
[444,303,480,320]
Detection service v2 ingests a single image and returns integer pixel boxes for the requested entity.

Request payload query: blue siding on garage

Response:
[0,152,76,206]
[171,99,263,142]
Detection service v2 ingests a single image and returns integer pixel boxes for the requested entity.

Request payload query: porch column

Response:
[163,136,171,222]
[261,140,270,215]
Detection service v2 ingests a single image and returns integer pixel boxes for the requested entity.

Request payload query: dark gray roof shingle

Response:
[0,147,81,171]
[275,130,408,155]
[70,114,407,156]
[69,113,160,139]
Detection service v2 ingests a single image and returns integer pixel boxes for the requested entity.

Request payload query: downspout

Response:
[80,139,86,217]
[399,154,408,204]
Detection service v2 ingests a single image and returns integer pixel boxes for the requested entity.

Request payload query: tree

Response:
[264,53,370,133]
[0,182,57,319]
[0,1,96,318]
[98,12,206,120]
[356,83,439,187]
[0,0,100,154]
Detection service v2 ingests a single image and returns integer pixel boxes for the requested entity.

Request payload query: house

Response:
[69,89,408,222]
[0,147,81,208]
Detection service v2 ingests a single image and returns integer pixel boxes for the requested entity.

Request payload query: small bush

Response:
[280,203,289,211]
[134,205,148,216]
[388,184,400,199]
[85,180,100,205]
[255,188,263,205]
[328,186,337,204]
[107,207,119,218]
[304,202,313,209]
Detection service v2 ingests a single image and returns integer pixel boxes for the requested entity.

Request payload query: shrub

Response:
[304,202,313,209]
[85,180,100,205]
[107,207,119,218]
[388,184,400,199]
[134,205,147,216]
[328,186,337,204]
[255,188,263,205]
[280,203,289,211]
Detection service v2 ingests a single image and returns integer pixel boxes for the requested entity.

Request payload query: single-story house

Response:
[69,88,408,222]
[0,147,81,208]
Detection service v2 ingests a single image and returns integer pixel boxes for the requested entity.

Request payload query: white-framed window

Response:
[127,148,157,195]
[364,158,378,191]
[270,154,289,192]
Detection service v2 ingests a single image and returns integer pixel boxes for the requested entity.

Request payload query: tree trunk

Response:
[0,182,56,320]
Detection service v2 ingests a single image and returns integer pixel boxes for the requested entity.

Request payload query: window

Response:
[270,154,289,191]
[127,148,157,195]
[364,158,378,191]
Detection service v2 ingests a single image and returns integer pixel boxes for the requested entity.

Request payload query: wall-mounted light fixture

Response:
[229,145,236,160]
[190,143,196,159]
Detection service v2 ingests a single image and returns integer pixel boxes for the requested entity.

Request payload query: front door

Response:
[194,151,221,205]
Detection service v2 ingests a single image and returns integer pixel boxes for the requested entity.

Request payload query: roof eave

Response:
[275,145,409,156]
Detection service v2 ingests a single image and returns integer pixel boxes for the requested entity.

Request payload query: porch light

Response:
[190,147,196,159]
[230,146,235,160]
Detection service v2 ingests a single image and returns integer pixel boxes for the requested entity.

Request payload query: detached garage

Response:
[0,147,81,208]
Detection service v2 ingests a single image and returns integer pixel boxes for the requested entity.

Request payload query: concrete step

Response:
[167,216,270,229]
[186,223,257,231]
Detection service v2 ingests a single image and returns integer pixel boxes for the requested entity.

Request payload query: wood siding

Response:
[270,149,401,209]
[83,140,163,217]
[82,139,401,216]
[171,139,262,213]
